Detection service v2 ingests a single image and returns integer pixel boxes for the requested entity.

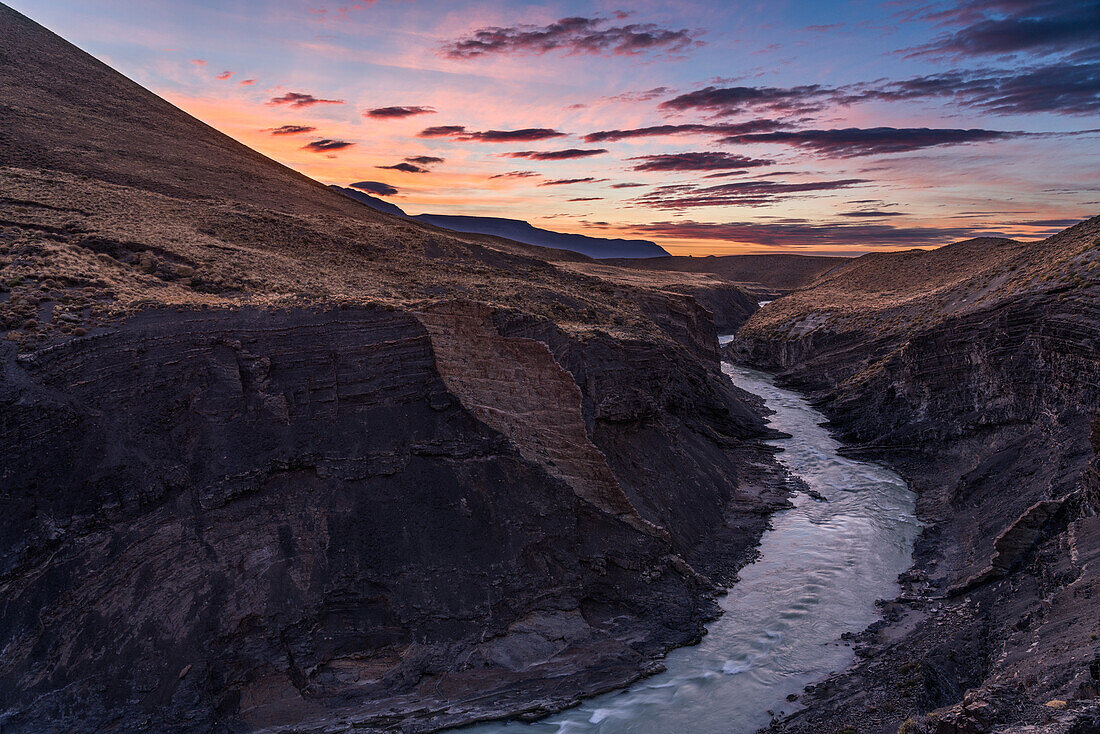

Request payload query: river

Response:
[460,358,920,734]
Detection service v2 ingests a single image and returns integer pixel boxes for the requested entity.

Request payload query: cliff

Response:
[731,218,1100,732]
[0,4,788,732]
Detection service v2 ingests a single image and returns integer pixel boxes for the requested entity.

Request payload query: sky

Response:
[12,0,1100,255]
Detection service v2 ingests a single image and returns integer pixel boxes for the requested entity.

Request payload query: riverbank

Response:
[732,220,1100,733]
[456,362,919,734]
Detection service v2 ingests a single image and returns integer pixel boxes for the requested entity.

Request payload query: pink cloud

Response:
[190,59,207,66]
[268,92,346,108]
[216,71,233,80]
[239,79,257,86]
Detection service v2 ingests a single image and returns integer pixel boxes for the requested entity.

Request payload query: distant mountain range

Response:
[331,185,669,259]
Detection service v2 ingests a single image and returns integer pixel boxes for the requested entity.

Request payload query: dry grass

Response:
[0,5,732,352]
[600,253,846,292]
[0,165,698,349]
[741,219,1100,342]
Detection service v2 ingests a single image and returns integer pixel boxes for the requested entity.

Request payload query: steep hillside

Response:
[0,5,787,733]
[331,185,409,217]
[732,218,1100,732]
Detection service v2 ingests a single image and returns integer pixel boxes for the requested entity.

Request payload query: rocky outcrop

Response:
[0,304,784,733]
[491,311,789,581]
[662,281,759,334]
[734,218,1100,733]
[416,302,657,534]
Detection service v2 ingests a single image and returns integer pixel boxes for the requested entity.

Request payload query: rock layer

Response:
[732,218,1100,733]
[0,305,764,733]
[0,4,790,732]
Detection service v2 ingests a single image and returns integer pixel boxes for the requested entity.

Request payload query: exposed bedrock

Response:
[0,302,786,733]
[656,281,760,335]
[733,289,1100,731]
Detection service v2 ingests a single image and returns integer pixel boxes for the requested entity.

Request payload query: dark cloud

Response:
[664,57,1100,118]
[538,177,607,186]
[267,125,317,135]
[864,62,1100,115]
[909,0,1099,60]
[610,182,646,188]
[599,86,674,104]
[364,105,437,119]
[630,178,867,209]
[417,125,567,142]
[583,119,785,143]
[442,16,700,59]
[1012,217,1090,227]
[838,210,906,217]
[468,129,568,142]
[377,162,428,173]
[629,152,774,172]
[269,92,345,108]
[350,181,398,196]
[659,85,833,116]
[489,170,541,179]
[302,139,355,152]
[702,170,752,179]
[418,125,468,137]
[505,148,608,160]
[622,220,979,248]
[374,156,445,173]
[720,127,1015,156]
[568,197,603,201]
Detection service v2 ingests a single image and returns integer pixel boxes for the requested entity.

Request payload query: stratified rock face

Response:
[731,218,1100,732]
[0,306,730,733]
[416,302,653,531]
[490,312,789,582]
[0,5,793,731]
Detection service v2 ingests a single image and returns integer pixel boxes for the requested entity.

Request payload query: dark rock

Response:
[0,5,795,732]
[733,218,1100,733]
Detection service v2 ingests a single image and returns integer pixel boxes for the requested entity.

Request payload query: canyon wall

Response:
[0,6,789,731]
[732,219,1100,732]
[0,301,785,733]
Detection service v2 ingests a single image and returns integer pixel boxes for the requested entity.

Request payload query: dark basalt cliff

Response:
[0,5,787,732]
[0,306,783,733]
[731,219,1100,733]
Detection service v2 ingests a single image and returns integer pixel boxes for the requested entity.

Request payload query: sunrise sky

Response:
[13,0,1099,255]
